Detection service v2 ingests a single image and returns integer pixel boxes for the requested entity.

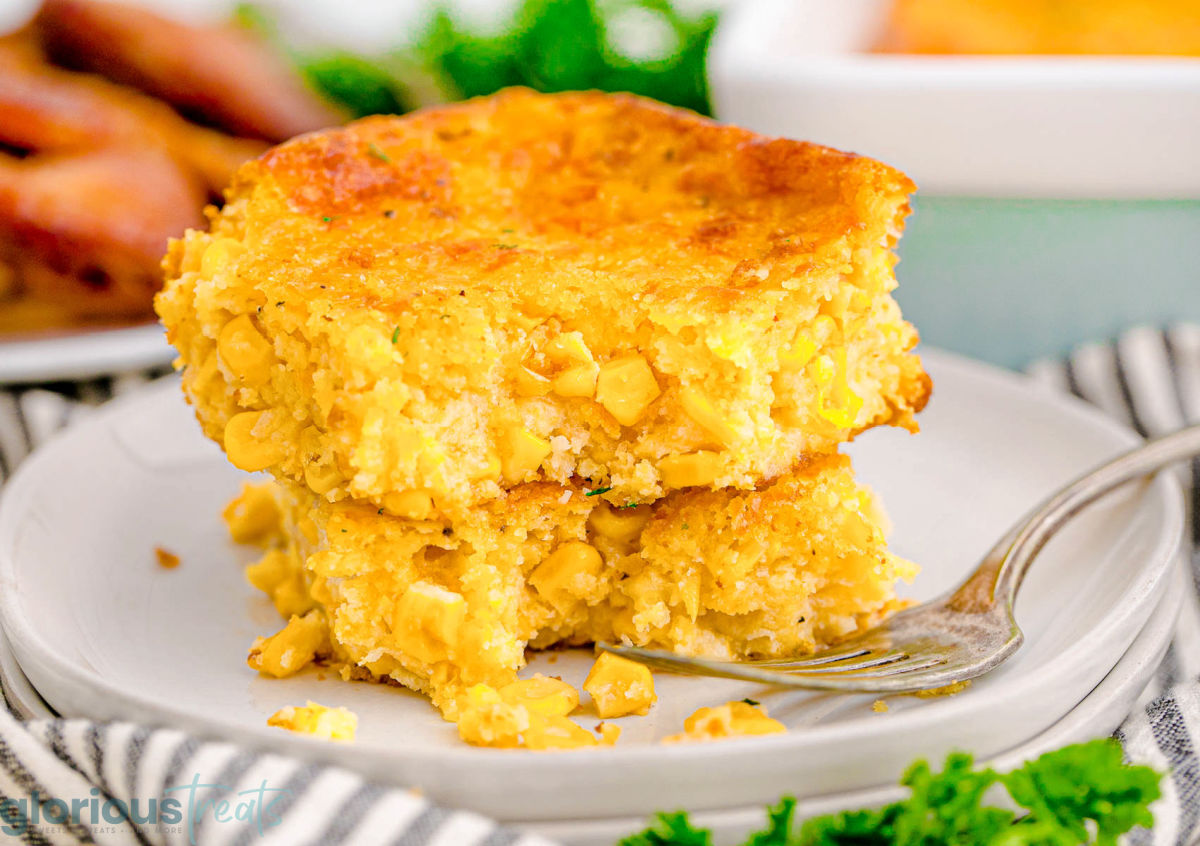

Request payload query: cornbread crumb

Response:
[456,683,598,750]
[914,681,971,698]
[872,699,889,713]
[663,701,786,744]
[154,547,180,569]
[247,610,328,678]
[268,701,357,741]
[597,723,621,746]
[584,653,656,718]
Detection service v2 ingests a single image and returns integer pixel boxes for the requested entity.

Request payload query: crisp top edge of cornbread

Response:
[203,89,917,307]
[239,86,917,211]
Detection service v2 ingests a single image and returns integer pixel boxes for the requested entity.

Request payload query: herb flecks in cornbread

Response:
[231,453,916,721]
[158,89,928,515]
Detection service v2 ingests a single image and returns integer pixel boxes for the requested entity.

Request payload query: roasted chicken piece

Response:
[37,0,345,141]
[0,149,204,318]
[0,45,265,194]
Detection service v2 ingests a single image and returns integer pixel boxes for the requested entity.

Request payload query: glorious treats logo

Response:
[0,774,292,843]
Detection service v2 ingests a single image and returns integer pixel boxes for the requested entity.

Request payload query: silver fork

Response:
[599,422,1200,693]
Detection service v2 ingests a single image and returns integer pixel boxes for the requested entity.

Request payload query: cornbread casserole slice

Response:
[158,89,929,514]
[234,453,915,719]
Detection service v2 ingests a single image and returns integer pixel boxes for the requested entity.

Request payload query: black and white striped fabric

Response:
[1,325,1200,844]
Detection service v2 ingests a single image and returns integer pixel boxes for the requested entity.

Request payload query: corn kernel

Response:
[246,549,314,617]
[523,714,598,750]
[545,332,593,363]
[223,483,283,546]
[583,652,656,718]
[659,451,721,489]
[779,332,817,370]
[680,387,737,447]
[514,366,552,397]
[812,349,863,430]
[268,701,357,741]
[383,490,435,520]
[247,610,327,678]
[509,312,544,332]
[552,363,599,398]
[679,569,701,621]
[499,675,580,717]
[224,411,287,472]
[587,503,650,546]
[392,582,466,664]
[217,314,274,383]
[529,542,604,611]
[596,355,661,426]
[245,549,289,595]
[812,354,837,384]
[812,314,839,340]
[598,723,621,746]
[501,427,552,484]
[200,236,244,277]
[300,427,341,495]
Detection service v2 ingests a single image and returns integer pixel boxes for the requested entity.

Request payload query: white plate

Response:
[0,556,1183,846]
[532,560,1186,845]
[708,0,1200,198]
[0,323,175,386]
[0,350,1183,822]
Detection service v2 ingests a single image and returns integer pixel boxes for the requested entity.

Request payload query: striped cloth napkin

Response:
[0,324,1198,845]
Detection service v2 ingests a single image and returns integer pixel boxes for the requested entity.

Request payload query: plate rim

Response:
[0,322,174,386]
[0,348,1185,808]
[526,559,1186,842]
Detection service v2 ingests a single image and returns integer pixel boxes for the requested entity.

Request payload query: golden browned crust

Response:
[223,87,917,317]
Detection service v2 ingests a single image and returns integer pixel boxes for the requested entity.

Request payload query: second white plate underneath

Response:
[0,349,1184,822]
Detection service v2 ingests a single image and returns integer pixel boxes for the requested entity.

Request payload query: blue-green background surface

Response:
[894,199,1200,369]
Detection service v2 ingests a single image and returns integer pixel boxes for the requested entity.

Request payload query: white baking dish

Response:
[709,0,1200,199]
[709,0,1200,367]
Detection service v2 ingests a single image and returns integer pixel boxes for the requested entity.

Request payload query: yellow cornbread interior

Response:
[157,90,929,515]
[230,453,915,723]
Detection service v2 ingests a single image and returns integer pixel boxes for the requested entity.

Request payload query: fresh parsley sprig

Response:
[619,740,1161,846]
[237,0,719,119]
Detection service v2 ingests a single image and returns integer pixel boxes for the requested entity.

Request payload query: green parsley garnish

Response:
[681,522,689,530]
[586,487,613,497]
[494,243,517,250]
[619,740,1160,846]
[619,502,640,509]
[321,216,335,222]
[367,142,392,163]
[740,698,759,706]
[391,326,401,344]
[236,0,719,118]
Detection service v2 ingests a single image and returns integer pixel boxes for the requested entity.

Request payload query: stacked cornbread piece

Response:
[157,89,930,745]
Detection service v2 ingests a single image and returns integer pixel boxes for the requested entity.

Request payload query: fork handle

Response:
[955,421,1200,613]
